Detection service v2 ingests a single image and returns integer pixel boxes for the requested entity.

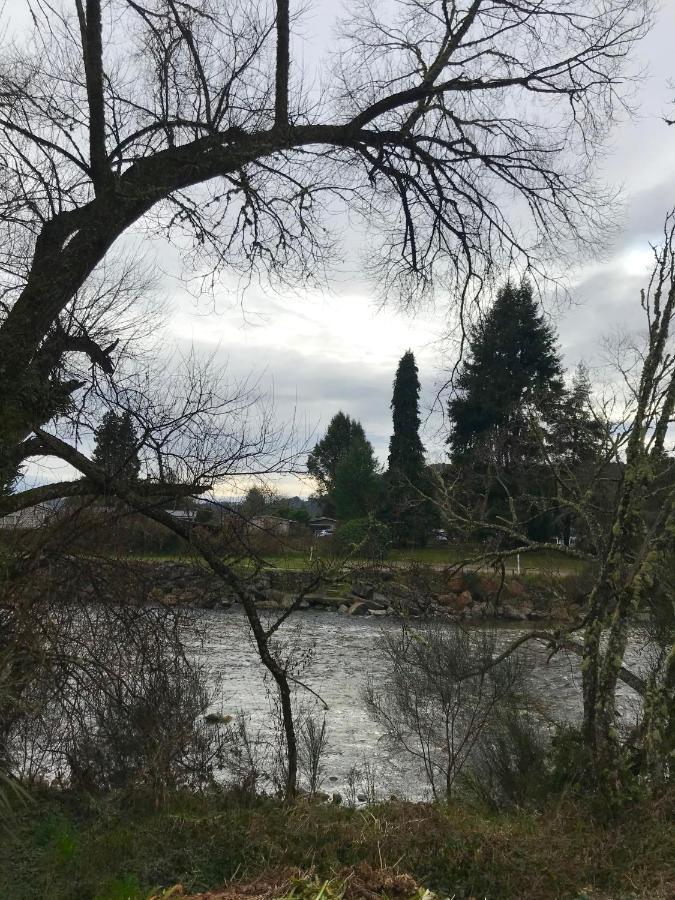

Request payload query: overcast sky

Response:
[165,0,675,495]
[7,0,675,497]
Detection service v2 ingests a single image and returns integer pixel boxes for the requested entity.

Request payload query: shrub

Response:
[333,518,391,560]
[365,621,530,800]
[461,709,551,810]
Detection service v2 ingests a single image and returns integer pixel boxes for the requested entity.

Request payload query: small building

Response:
[309,517,338,536]
[251,515,295,536]
[165,508,198,522]
[0,503,57,530]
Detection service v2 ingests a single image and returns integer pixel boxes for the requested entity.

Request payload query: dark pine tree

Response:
[448,280,564,466]
[388,351,425,480]
[92,410,141,482]
[385,351,436,545]
[447,280,564,542]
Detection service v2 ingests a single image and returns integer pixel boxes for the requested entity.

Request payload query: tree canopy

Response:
[92,410,141,483]
[0,0,652,495]
[307,412,372,512]
[388,351,426,481]
[331,440,381,521]
[447,281,564,465]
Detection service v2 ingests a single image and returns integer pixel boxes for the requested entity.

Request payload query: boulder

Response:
[457,590,473,609]
[305,594,346,609]
[351,582,375,599]
[368,609,388,617]
[506,579,527,598]
[500,605,528,621]
[337,604,349,615]
[256,599,281,609]
[347,600,369,616]
[446,573,466,593]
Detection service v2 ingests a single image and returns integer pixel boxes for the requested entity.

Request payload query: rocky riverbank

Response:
[144,560,583,624]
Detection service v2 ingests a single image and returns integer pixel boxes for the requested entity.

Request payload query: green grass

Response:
[228,547,587,575]
[1,789,672,900]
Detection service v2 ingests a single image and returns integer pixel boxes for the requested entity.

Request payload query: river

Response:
[189,608,649,800]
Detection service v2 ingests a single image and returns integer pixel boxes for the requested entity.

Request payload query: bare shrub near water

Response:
[298,714,328,796]
[2,555,231,805]
[365,622,530,800]
[461,708,551,810]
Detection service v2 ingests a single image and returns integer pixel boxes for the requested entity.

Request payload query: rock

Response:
[463,602,487,620]
[256,599,281,609]
[305,594,345,608]
[368,609,388,617]
[204,713,233,725]
[332,791,342,804]
[315,791,330,802]
[507,579,527,598]
[337,604,349,614]
[356,793,368,802]
[500,605,528,621]
[351,582,374,599]
[527,610,549,621]
[370,592,391,609]
[457,590,473,609]
[446,573,466,593]
[328,775,339,782]
[347,600,369,616]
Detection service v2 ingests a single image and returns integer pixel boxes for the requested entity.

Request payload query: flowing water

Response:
[189,608,650,800]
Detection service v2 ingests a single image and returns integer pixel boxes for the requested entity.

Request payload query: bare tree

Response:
[365,620,528,799]
[433,212,675,790]
[0,0,652,489]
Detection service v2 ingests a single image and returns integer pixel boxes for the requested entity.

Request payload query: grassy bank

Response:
[2,789,672,900]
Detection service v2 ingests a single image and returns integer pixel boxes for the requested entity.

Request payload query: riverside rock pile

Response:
[139,562,578,623]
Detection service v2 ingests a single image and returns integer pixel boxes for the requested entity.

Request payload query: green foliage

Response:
[385,352,438,546]
[461,710,551,811]
[3,789,673,900]
[448,280,563,463]
[333,518,391,559]
[388,351,425,480]
[331,441,380,521]
[92,410,141,482]
[195,507,214,524]
[241,486,267,518]
[307,413,373,513]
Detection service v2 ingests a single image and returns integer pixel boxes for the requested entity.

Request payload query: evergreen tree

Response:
[551,363,606,466]
[331,439,380,521]
[386,351,436,544]
[388,351,425,479]
[550,363,609,546]
[242,486,267,518]
[92,410,141,482]
[448,280,564,465]
[307,412,372,513]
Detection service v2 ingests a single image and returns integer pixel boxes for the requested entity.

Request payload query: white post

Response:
[516,553,521,575]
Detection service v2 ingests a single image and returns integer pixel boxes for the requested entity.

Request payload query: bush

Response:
[333,518,391,560]
[365,621,530,800]
[462,709,551,810]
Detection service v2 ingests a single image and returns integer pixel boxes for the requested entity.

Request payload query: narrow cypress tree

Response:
[388,350,425,481]
[386,351,436,544]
